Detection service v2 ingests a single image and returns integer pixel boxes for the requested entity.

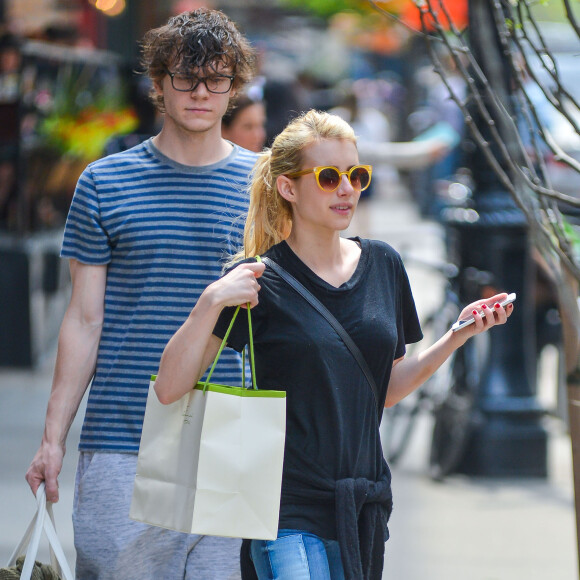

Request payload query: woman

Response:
[155,110,513,580]
[222,93,267,152]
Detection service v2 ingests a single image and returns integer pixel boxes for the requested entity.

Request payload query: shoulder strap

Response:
[262,257,381,416]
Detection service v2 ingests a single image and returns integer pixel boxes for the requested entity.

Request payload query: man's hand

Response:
[26,442,65,502]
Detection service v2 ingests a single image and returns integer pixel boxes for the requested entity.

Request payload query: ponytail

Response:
[230,150,292,264]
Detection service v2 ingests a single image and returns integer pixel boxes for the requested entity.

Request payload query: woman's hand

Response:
[155,260,266,405]
[386,292,514,406]
[454,292,514,340]
[206,261,266,309]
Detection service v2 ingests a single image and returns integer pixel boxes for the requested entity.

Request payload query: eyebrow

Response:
[173,70,231,77]
[173,61,233,76]
[312,165,359,170]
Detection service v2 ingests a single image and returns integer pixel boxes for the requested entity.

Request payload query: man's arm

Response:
[26,260,107,502]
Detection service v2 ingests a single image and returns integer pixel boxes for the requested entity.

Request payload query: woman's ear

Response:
[276,175,296,203]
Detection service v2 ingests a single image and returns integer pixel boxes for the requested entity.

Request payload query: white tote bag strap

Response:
[7,484,47,574]
[7,483,74,580]
[43,502,74,580]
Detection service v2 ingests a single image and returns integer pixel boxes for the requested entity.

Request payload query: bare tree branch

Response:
[369,0,580,282]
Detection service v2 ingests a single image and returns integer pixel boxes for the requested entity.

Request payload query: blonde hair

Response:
[232,109,357,263]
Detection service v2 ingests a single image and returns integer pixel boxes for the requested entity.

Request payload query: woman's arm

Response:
[155,261,265,404]
[385,293,513,407]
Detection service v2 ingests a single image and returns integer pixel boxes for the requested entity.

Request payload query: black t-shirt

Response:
[213,238,423,539]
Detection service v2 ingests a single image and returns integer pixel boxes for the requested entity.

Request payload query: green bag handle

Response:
[201,256,260,393]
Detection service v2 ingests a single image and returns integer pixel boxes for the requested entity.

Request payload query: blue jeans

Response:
[250,529,346,580]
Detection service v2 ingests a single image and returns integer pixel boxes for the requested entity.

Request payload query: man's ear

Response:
[153,79,164,99]
[276,174,296,203]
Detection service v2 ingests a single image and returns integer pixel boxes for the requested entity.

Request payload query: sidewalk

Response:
[371,183,577,579]
[0,182,577,579]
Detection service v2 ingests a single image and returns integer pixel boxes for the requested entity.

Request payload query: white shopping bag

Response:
[4,483,74,580]
[130,305,286,540]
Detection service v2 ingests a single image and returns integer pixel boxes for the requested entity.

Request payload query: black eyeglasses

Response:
[165,70,235,94]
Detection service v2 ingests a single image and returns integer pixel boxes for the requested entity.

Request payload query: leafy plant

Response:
[41,106,138,161]
[38,60,138,161]
[278,0,373,18]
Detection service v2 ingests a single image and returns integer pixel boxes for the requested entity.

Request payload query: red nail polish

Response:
[482,304,487,309]
[494,303,501,309]
[472,310,477,316]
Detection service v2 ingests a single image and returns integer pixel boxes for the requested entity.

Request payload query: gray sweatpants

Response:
[73,452,241,580]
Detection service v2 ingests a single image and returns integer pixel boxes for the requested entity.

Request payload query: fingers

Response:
[485,293,513,327]
[238,261,266,278]
[467,293,513,332]
[43,466,60,502]
[214,262,265,308]
[25,471,41,496]
[26,467,60,503]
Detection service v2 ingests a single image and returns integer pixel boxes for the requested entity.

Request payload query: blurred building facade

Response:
[0,0,425,370]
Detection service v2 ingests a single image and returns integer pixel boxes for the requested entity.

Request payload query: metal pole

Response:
[442,0,548,476]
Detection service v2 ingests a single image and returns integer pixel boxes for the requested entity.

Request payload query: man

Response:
[25,9,257,579]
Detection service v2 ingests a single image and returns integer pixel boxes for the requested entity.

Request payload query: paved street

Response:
[0,180,577,579]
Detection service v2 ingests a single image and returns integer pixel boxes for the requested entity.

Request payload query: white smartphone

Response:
[451,293,516,332]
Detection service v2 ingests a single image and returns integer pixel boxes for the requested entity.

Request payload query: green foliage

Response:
[561,218,580,264]
[522,0,570,22]
[37,61,137,161]
[278,0,370,18]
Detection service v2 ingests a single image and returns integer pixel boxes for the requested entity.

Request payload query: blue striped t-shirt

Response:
[61,139,257,453]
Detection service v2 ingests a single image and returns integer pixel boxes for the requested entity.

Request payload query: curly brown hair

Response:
[140,8,256,113]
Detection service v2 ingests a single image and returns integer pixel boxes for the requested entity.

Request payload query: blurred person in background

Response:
[222,93,267,152]
[331,80,452,237]
[330,82,391,237]
[25,8,257,580]
[407,50,466,216]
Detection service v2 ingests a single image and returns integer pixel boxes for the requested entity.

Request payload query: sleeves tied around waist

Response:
[335,476,393,580]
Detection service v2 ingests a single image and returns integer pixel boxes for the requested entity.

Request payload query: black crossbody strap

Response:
[262,257,380,415]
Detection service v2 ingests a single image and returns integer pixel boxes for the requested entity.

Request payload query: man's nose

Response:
[190,79,209,96]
